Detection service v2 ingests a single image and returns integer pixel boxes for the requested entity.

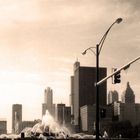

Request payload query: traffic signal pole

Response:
[96,56,140,86]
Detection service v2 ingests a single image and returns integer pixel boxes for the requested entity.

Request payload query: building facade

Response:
[114,82,140,126]
[42,87,55,118]
[12,104,22,134]
[135,103,140,125]
[44,87,53,109]
[56,104,65,125]
[121,82,135,103]
[64,106,71,126]
[108,90,118,104]
[70,76,74,117]
[0,120,7,134]
[42,103,48,116]
[114,102,137,125]
[80,105,112,134]
[71,61,107,131]
[56,104,71,126]
[52,104,56,120]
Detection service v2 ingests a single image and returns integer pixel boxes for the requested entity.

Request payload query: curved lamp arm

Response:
[98,18,123,54]
[82,47,96,56]
[82,18,122,56]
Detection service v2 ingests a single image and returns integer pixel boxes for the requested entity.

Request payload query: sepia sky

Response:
[0,0,140,132]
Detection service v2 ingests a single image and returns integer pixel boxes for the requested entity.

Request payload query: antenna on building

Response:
[74,57,80,71]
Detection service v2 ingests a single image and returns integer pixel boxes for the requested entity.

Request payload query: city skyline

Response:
[0,0,140,132]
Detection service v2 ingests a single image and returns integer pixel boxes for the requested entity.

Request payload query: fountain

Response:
[21,110,71,139]
[0,110,108,139]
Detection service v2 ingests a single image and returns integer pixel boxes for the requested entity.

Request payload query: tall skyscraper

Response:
[42,87,54,117]
[44,87,53,106]
[108,90,119,104]
[12,104,22,134]
[121,82,135,103]
[71,61,107,131]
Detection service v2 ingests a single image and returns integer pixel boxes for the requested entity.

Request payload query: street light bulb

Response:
[82,51,86,55]
[116,18,123,24]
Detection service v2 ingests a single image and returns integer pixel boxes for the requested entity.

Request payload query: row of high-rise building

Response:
[0,101,40,134]
[108,82,135,104]
[70,61,140,134]
[108,82,140,126]
[0,60,107,134]
[1,60,139,135]
[0,87,71,135]
[9,87,71,134]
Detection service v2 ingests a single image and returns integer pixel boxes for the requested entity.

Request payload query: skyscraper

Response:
[108,90,119,104]
[113,82,140,126]
[121,82,135,103]
[42,87,55,117]
[44,87,53,106]
[12,104,22,134]
[71,61,107,131]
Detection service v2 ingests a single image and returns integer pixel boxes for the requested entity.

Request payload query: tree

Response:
[108,120,138,138]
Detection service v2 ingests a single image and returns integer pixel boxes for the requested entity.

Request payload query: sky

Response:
[0,0,140,132]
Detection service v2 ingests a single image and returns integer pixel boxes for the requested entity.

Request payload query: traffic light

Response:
[113,68,121,84]
[100,108,106,118]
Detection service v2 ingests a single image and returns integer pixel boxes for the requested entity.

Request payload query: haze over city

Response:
[0,0,140,132]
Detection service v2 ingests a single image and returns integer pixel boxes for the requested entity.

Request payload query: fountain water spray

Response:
[22,110,71,139]
[0,110,108,139]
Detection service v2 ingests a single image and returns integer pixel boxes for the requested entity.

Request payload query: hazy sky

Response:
[0,0,140,132]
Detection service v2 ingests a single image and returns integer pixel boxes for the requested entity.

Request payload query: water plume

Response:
[27,110,71,139]
[20,110,108,139]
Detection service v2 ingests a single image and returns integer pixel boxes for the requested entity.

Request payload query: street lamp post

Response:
[96,44,100,139]
[82,18,122,139]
